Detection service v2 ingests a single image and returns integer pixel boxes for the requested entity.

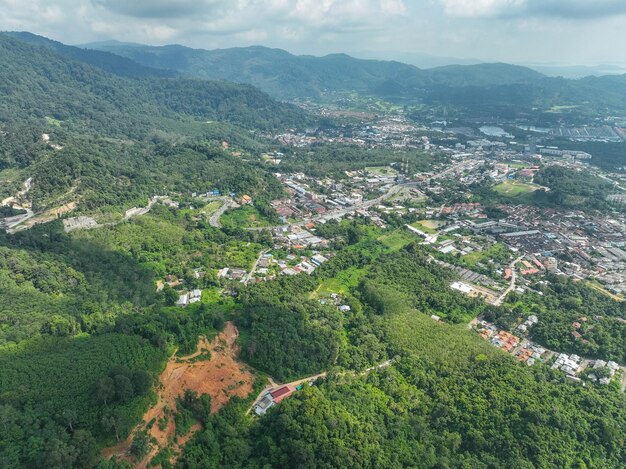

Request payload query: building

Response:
[176,294,189,307]
[270,385,296,404]
[189,289,202,304]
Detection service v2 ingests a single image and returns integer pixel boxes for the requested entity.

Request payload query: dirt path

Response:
[103,322,255,468]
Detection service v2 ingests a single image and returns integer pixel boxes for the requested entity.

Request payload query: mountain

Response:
[0,32,311,212]
[528,63,626,79]
[0,33,310,135]
[82,41,428,99]
[85,39,626,114]
[5,31,178,79]
[84,41,548,95]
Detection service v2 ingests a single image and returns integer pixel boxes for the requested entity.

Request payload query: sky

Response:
[1,0,626,66]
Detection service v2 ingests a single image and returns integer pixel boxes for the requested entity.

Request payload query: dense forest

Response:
[533,166,617,211]
[2,31,626,469]
[179,244,626,468]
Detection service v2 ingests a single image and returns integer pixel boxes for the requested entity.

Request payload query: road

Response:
[493,256,525,306]
[247,360,393,414]
[2,207,35,232]
[209,198,239,228]
[243,249,269,285]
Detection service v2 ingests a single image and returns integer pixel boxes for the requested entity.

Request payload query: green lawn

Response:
[493,180,540,197]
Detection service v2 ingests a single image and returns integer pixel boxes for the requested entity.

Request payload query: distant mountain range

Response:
[6,32,626,117]
[0,32,310,138]
[74,38,626,116]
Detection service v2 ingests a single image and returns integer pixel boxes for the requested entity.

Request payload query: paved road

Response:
[493,256,525,306]
[3,207,35,232]
[209,198,239,228]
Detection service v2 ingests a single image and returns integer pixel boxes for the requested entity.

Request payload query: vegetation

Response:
[492,180,540,197]
[533,166,617,211]
[0,334,164,467]
[179,243,626,468]
[498,275,626,363]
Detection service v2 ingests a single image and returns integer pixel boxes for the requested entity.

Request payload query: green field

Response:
[221,205,272,229]
[462,242,511,268]
[365,166,398,177]
[385,310,499,366]
[409,220,440,234]
[493,180,540,197]
[377,230,416,251]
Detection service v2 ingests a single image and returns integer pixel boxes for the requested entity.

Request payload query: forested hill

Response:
[0,33,311,136]
[5,31,178,79]
[85,38,626,112]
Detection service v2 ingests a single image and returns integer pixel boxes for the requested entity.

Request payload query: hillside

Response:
[5,31,178,79]
[84,38,626,113]
[0,33,310,137]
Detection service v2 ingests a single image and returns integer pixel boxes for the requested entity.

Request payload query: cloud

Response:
[437,0,626,19]
[92,0,225,19]
[437,0,524,18]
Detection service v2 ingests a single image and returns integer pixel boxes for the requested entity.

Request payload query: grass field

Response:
[221,206,272,229]
[586,281,625,302]
[315,266,368,297]
[366,166,399,177]
[378,230,416,251]
[493,180,540,197]
[409,220,442,234]
[462,243,511,268]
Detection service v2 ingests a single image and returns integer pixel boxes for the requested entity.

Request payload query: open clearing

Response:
[493,180,540,197]
[365,166,398,177]
[103,322,255,468]
[410,219,443,234]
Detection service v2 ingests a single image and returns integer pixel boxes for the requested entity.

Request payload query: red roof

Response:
[270,385,296,403]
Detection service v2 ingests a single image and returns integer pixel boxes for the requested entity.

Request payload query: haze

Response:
[2,0,626,66]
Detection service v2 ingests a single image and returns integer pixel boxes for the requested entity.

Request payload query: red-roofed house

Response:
[270,385,296,404]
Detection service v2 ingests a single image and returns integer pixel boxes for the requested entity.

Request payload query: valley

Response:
[0,30,625,469]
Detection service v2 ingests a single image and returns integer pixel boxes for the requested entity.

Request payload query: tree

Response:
[113,375,134,403]
[61,408,78,432]
[131,370,152,396]
[130,430,151,460]
[94,376,115,406]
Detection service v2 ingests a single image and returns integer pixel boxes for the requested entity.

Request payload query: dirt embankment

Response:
[103,322,255,468]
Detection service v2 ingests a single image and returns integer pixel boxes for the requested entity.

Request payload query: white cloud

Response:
[436,0,626,19]
[437,0,525,18]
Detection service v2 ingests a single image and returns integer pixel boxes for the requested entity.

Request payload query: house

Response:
[254,395,275,416]
[176,294,189,307]
[238,194,253,205]
[339,305,351,312]
[311,254,328,266]
[270,385,296,404]
[189,289,202,304]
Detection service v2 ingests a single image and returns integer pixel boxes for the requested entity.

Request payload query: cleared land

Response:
[493,180,540,197]
[103,322,255,468]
